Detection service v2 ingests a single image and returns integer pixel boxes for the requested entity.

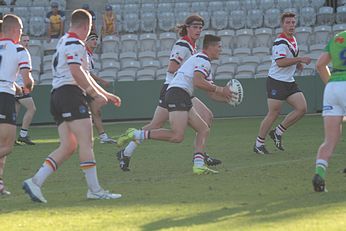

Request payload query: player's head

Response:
[202,34,221,60]
[20,34,30,48]
[176,14,204,42]
[70,9,92,40]
[86,32,98,49]
[51,1,59,13]
[2,14,23,43]
[280,12,296,36]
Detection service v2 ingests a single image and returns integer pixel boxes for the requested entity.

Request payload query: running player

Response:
[85,32,115,144]
[117,14,221,171]
[0,15,34,195]
[312,29,346,192]
[15,34,37,145]
[22,9,122,203]
[116,35,232,174]
[253,12,311,154]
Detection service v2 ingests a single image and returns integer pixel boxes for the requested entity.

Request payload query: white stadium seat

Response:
[229,10,246,30]
[217,30,235,50]
[247,9,263,29]
[159,32,177,52]
[117,70,136,81]
[264,8,281,28]
[136,69,156,81]
[120,34,138,53]
[299,7,316,27]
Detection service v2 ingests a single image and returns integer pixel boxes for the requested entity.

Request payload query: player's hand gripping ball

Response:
[227,79,244,106]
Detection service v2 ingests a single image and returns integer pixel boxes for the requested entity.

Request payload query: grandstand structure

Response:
[1,0,344,84]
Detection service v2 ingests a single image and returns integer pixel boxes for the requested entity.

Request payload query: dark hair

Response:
[87,32,98,41]
[175,14,204,37]
[71,9,91,27]
[280,12,296,24]
[202,34,221,49]
[2,14,21,33]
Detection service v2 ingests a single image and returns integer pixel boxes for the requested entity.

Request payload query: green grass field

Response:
[1,115,346,231]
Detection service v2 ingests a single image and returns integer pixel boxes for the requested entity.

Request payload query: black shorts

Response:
[50,85,90,126]
[165,87,192,112]
[0,92,16,125]
[158,84,169,109]
[267,76,302,100]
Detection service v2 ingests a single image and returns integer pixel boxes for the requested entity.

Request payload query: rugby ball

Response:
[227,79,244,106]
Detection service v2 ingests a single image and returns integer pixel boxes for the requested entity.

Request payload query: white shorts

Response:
[322,81,346,116]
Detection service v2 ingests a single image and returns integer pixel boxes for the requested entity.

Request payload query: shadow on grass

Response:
[141,191,346,230]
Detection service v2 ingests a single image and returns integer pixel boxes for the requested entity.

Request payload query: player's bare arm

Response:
[316,52,332,84]
[193,71,231,100]
[167,60,180,74]
[20,68,34,92]
[276,56,311,67]
[69,64,107,106]
[90,72,110,88]
[87,72,121,107]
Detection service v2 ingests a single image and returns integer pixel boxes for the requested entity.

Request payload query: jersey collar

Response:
[278,33,296,48]
[0,38,16,44]
[86,46,93,55]
[67,32,82,40]
[182,35,196,49]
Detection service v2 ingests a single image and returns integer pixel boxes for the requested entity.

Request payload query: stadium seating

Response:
[136,69,156,81]
[156,67,167,80]
[217,29,235,50]
[336,5,346,24]
[264,8,281,28]
[211,11,228,30]
[259,0,276,11]
[120,34,138,53]
[229,10,246,30]
[15,0,342,82]
[295,26,313,46]
[317,7,335,25]
[246,9,263,29]
[140,12,157,33]
[299,7,317,27]
[102,35,119,53]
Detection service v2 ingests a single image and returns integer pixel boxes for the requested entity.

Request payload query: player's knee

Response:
[2,145,13,157]
[170,134,184,143]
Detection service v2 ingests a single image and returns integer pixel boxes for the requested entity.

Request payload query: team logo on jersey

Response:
[271,89,277,96]
[323,105,333,111]
[335,37,344,44]
[79,105,87,114]
[0,44,6,50]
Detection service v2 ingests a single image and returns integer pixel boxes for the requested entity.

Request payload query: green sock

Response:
[315,165,326,179]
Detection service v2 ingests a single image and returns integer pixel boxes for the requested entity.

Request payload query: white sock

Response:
[99,132,108,140]
[80,161,101,193]
[256,136,265,147]
[133,130,150,140]
[275,124,286,136]
[20,129,28,137]
[193,153,205,167]
[124,141,138,157]
[33,157,57,187]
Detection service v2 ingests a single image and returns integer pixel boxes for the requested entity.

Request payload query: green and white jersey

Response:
[325,31,346,82]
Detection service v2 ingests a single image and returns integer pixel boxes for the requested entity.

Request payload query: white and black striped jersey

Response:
[51,32,89,89]
[268,33,299,82]
[0,38,31,95]
[168,52,212,96]
[86,47,97,76]
[165,36,197,84]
